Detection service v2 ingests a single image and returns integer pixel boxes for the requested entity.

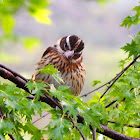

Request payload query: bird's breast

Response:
[35,52,85,96]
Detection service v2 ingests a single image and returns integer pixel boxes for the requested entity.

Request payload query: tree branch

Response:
[8,134,15,140]
[78,115,139,140]
[81,55,140,98]
[99,125,138,140]
[90,125,96,140]
[0,66,29,92]
[0,64,28,83]
[0,64,139,140]
[108,121,140,128]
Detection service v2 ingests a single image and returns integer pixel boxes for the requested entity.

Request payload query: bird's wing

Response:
[41,47,54,58]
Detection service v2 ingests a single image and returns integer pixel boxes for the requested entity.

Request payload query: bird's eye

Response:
[64,43,68,50]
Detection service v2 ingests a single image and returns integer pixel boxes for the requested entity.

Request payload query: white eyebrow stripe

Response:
[75,39,81,50]
[66,36,71,50]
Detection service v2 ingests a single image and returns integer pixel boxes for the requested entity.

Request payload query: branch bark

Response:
[90,125,96,140]
[0,64,139,140]
[99,125,138,140]
[108,121,140,128]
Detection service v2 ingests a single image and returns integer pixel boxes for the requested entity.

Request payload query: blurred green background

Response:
[0,0,139,97]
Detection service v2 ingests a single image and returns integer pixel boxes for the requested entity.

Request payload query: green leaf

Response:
[120,5,140,29]
[49,85,72,100]
[26,80,47,100]
[121,39,140,57]
[0,120,14,134]
[0,52,19,63]
[31,100,49,116]
[22,37,41,52]
[40,65,58,75]
[132,5,140,15]
[47,116,72,140]
[40,65,64,84]
[0,15,15,34]
[91,80,101,87]
[52,72,64,84]
[96,0,115,4]
[29,8,51,24]
[0,134,5,140]
[62,100,78,120]
[120,15,139,29]
[22,122,43,139]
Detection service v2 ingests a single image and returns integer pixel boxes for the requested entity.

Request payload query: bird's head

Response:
[55,35,84,61]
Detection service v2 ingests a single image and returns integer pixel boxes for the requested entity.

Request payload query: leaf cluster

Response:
[0,0,51,35]
[0,0,51,57]
[35,67,109,139]
[121,32,140,58]
[0,82,49,139]
[121,6,140,29]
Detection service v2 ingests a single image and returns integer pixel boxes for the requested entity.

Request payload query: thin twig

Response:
[90,125,96,140]
[105,88,136,108]
[0,111,3,119]
[105,100,117,108]
[81,55,140,98]
[32,113,50,124]
[8,134,15,140]
[69,116,86,140]
[98,72,123,102]
[98,55,140,101]
[74,125,86,140]
[105,98,125,109]
[26,96,34,100]
[80,81,112,98]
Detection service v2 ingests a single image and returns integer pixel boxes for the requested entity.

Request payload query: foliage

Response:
[0,82,49,139]
[39,65,64,84]
[96,0,116,4]
[91,80,102,87]
[121,32,140,57]
[121,6,140,29]
[0,0,51,61]
[0,1,140,140]
[0,0,51,35]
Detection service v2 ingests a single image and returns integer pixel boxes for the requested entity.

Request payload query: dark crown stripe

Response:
[74,40,84,53]
[69,35,79,50]
[60,36,67,51]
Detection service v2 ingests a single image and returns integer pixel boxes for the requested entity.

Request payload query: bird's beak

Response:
[64,50,74,60]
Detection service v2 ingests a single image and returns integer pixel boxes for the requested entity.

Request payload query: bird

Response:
[34,35,85,96]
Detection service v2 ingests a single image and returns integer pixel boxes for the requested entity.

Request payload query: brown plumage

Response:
[35,35,85,96]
